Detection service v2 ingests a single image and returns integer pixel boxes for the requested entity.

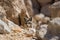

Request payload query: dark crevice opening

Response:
[18,15,21,26]
[50,0,55,4]
[31,0,41,14]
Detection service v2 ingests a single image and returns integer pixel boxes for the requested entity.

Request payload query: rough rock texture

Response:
[41,5,51,17]
[31,0,41,14]
[55,0,60,2]
[0,0,30,26]
[0,0,60,40]
[49,1,60,18]
[24,0,33,17]
[37,0,52,6]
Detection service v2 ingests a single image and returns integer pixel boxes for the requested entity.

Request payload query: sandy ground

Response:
[0,31,33,40]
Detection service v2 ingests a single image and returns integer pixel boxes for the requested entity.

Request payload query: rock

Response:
[45,20,60,40]
[31,0,41,14]
[2,0,20,25]
[50,17,60,26]
[24,0,33,17]
[12,0,30,18]
[42,17,50,23]
[38,24,48,38]
[37,0,52,6]
[0,4,22,33]
[0,17,22,34]
[41,5,51,17]
[23,28,36,37]
[0,6,11,34]
[7,19,22,33]
[55,0,60,2]
[34,13,45,21]
[0,20,11,33]
[49,1,60,18]
[28,28,36,36]
[49,36,59,40]
[1,0,30,26]
[6,10,20,25]
[33,13,50,24]
[32,13,45,29]
[44,17,50,21]
[0,6,6,19]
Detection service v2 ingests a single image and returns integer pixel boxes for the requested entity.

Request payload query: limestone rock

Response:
[45,20,60,40]
[0,0,30,26]
[38,24,48,38]
[50,36,59,40]
[49,1,60,18]
[41,5,51,17]
[0,20,11,33]
[31,0,41,14]
[24,0,33,17]
[38,0,52,6]
[34,13,45,21]
[7,19,22,33]
[55,0,60,2]
[50,17,60,26]
[0,17,22,34]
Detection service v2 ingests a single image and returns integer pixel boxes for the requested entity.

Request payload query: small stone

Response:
[38,0,51,6]
[50,36,59,40]
[39,24,48,38]
[42,17,50,23]
[49,1,60,18]
[50,17,60,26]
[34,13,45,21]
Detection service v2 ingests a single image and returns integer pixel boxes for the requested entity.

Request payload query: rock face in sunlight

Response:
[37,0,52,6]
[50,17,60,25]
[41,5,51,17]
[0,0,30,26]
[0,17,22,34]
[0,0,60,40]
[49,1,60,18]
[0,20,11,33]
[24,0,33,17]
[38,24,48,38]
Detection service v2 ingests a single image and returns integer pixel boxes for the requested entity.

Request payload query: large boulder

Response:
[44,18,60,40]
[41,5,51,17]
[37,0,52,6]
[0,18,22,34]
[55,0,60,2]
[49,1,60,18]
[0,20,11,33]
[0,0,30,26]
[24,0,33,17]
